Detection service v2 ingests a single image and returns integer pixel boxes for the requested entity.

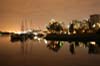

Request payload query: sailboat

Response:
[10,19,29,42]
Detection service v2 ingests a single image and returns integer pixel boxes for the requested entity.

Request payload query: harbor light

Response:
[44,39,48,44]
[73,30,76,34]
[15,31,27,34]
[67,25,70,29]
[34,36,38,39]
[14,32,22,34]
[92,24,96,28]
[97,23,100,27]
[90,41,96,45]
[33,32,38,36]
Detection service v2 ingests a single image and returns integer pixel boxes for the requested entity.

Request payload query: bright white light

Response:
[14,31,28,34]
[68,31,71,35]
[33,32,38,35]
[44,39,48,44]
[73,30,76,34]
[67,25,70,28]
[38,38,41,41]
[50,19,56,22]
[93,24,96,28]
[97,23,100,27]
[15,32,22,34]
[64,32,67,34]
[90,41,96,45]
[34,36,38,39]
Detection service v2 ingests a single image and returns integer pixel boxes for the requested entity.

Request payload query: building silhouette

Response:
[89,14,100,26]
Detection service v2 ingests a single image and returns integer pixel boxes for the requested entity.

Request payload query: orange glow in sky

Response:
[0,0,100,32]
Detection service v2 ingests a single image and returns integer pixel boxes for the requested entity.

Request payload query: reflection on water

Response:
[0,35,100,66]
[10,35,100,55]
[68,41,100,55]
[69,42,75,55]
[46,41,63,52]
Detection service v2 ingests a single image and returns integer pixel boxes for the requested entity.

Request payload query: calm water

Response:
[0,35,100,66]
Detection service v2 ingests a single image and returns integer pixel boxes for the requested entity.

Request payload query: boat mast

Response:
[21,20,24,32]
[30,19,32,30]
[24,18,27,31]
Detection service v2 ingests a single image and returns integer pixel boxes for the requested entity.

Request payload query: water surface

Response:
[0,36,100,66]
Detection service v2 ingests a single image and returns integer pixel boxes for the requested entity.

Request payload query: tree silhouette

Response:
[46,21,63,33]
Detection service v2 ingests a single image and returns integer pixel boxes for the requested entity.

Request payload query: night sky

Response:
[0,0,100,32]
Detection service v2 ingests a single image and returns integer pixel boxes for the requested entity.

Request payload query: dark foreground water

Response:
[0,36,100,66]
